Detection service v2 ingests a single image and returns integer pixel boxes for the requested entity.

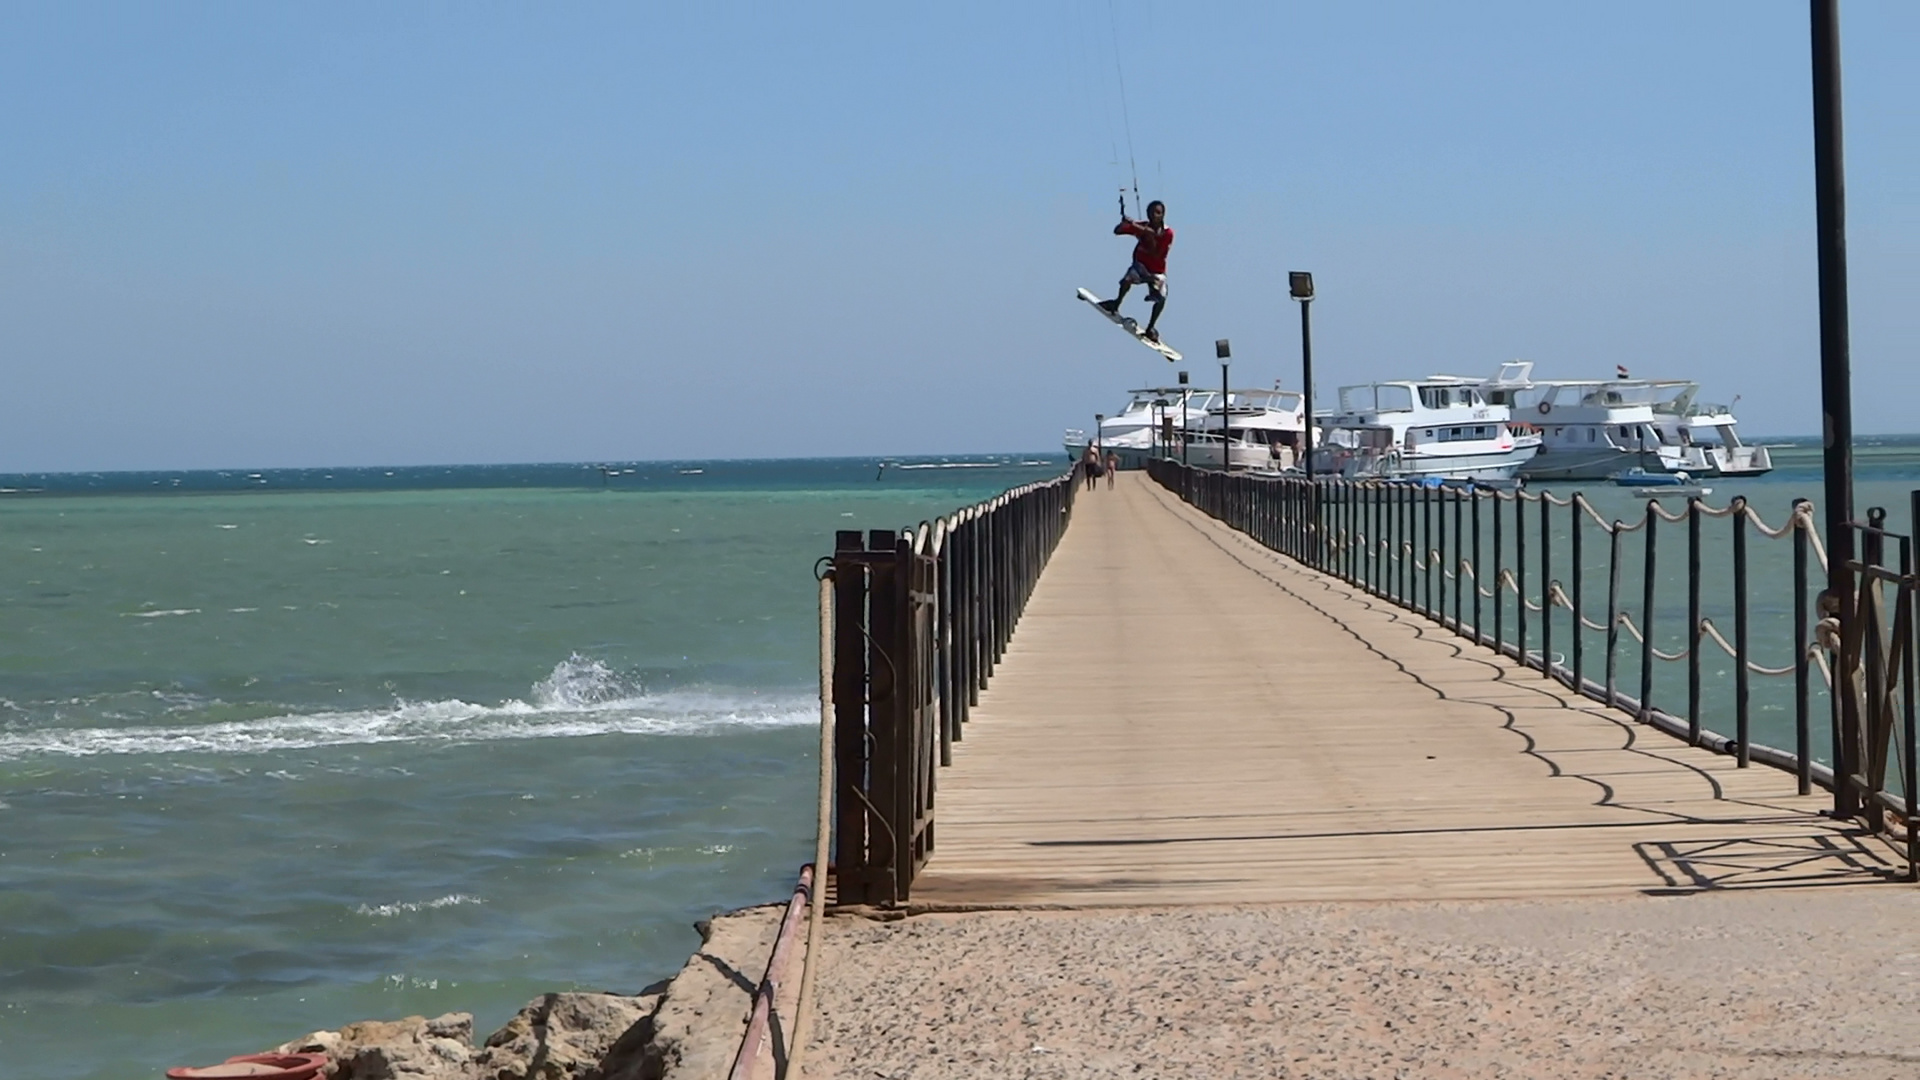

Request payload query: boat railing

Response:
[1145,458,1920,882]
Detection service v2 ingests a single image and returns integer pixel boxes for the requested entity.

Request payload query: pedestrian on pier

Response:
[1105,450,1118,488]
[1081,444,1100,491]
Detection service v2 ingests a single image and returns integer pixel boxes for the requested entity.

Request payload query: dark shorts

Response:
[1121,261,1167,303]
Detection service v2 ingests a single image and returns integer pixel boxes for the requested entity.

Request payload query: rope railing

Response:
[1148,459,1920,878]
[1147,460,1828,799]
[1340,504,1820,676]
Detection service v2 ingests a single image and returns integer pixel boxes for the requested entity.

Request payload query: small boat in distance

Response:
[1613,467,1712,499]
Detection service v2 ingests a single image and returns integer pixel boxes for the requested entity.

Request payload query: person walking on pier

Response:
[1081,444,1100,491]
[1105,450,1118,489]
[1096,199,1173,343]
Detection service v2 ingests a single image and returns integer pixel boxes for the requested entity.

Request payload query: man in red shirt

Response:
[1098,200,1173,343]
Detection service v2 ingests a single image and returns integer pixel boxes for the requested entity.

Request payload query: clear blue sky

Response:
[3,2,1915,470]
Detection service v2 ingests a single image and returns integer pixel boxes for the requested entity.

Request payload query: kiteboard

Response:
[1077,287,1182,362]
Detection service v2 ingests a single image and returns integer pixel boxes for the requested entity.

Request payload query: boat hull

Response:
[1520,447,1665,481]
[1318,447,1535,482]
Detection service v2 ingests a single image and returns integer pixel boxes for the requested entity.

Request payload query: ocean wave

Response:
[355,894,485,918]
[0,656,812,761]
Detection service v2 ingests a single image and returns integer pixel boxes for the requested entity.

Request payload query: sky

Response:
[2,2,1916,471]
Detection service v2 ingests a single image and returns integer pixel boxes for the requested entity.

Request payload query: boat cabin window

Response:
[1417,385,1478,409]
[1431,425,1497,443]
[1588,429,1596,442]
[1348,384,1412,413]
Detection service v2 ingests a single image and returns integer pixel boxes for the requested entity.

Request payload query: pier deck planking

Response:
[905,473,1896,907]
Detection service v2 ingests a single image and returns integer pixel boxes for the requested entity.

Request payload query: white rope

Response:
[787,576,836,1077]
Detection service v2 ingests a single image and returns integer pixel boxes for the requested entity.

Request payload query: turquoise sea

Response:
[0,455,1063,1080]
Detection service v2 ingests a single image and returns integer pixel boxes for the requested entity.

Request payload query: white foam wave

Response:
[355,894,484,918]
[122,608,201,619]
[0,656,812,761]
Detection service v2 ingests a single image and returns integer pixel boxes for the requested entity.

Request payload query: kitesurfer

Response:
[1097,200,1173,343]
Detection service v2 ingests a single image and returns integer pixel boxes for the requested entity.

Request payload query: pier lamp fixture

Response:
[1153,397,1171,460]
[1216,340,1232,472]
[1178,371,1190,467]
[1289,272,1315,483]
[1094,413,1104,461]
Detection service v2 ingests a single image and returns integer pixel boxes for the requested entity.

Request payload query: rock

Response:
[279,1013,476,1080]
[473,992,663,1080]
[263,904,789,1080]
[643,906,784,1080]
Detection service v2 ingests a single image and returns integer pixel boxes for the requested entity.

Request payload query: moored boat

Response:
[1311,378,1540,481]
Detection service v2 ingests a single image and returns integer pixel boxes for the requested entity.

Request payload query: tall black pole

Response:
[1221,362,1231,471]
[1812,0,1857,816]
[1167,368,1182,466]
[1300,298,1315,482]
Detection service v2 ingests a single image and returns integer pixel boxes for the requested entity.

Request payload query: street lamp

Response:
[1811,0,1857,813]
[1289,272,1315,482]
[1216,339,1232,472]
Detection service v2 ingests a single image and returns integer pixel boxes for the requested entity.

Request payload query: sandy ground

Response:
[799,887,1920,1079]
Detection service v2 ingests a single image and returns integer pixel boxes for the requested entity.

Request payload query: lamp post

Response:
[1290,272,1316,482]
[1217,339,1232,472]
[1811,0,1857,815]
[1093,413,1104,461]
[1178,371,1190,468]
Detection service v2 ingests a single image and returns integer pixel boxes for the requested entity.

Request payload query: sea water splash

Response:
[354,894,486,918]
[0,655,812,761]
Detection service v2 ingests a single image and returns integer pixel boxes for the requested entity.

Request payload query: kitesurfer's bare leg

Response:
[1143,295,1165,341]
[1100,281,1131,314]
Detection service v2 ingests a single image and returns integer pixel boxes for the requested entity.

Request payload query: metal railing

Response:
[1149,460,1920,878]
[825,470,1075,904]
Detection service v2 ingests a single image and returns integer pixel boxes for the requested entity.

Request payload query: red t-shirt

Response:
[1116,220,1173,274]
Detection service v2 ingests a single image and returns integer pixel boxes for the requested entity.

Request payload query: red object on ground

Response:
[165,1052,328,1080]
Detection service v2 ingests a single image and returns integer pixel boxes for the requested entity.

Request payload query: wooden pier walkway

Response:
[906,472,1896,907]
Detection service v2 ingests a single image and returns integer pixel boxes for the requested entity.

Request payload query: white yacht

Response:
[1063,387,1214,469]
[1312,378,1541,481]
[1184,387,1310,471]
[1435,363,1772,480]
[1064,385,1309,471]
[1647,385,1772,477]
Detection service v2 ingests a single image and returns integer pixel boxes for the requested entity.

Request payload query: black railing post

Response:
[1453,486,1465,632]
[1640,509,1658,723]
[1606,523,1623,709]
[1424,482,1436,617]
[1688,499,1703,746]
[1492,493,1504,650]
[832,533,872,904]
[1571,497,1585,691]
[1473,490,1484,644]
[1733,498,1751,767]
[1542,495,1554,678]
[1794,499,1812,794]
[1902,529,1918,880]
[1516,493,1528,667]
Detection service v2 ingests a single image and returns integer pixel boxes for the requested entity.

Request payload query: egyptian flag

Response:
[1615,364,1630,379]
